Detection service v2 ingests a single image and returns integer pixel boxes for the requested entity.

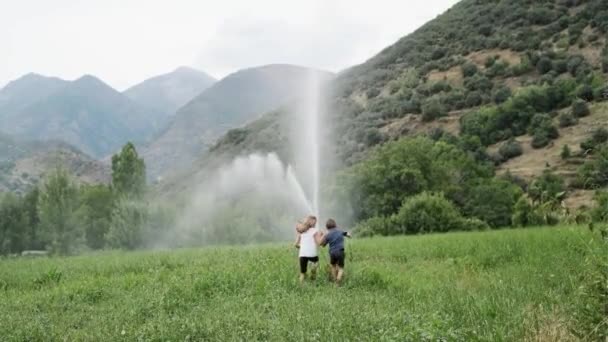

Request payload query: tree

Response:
[463,179,522,228]
[572,99,590,117]
[78,185,114,250]
[105,199,148,250]
[38,169,81,255]
[0,194,28,254]
[558,112,577,128]
[393,192,465,234]
[111,142,146,198]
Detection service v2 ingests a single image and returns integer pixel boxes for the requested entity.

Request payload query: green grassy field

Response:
[0,226,605,341]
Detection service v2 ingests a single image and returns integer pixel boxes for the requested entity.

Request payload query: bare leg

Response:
[336,267,344,285]
[299,273,305,283]
[330,265,338,282]
[310,263,318,280]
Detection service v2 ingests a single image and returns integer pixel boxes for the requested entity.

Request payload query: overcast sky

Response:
[1,0,459,90]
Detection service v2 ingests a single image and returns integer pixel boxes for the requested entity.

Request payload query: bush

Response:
[462,179,522,228]
[558,112,577,127]
[577,145,608,189]
[393,192,465,234]
[580,127,608,152]
[590,191,608,222]
[465,91,483,107]
[528,170,565,203]
[536,57,553,74]
[577,85,594,102]
[571,99,590,117]
[421,98,447,122]
[461,63,478,77]
[498,138,523,161]
[561,144,571,160]
[493,86,512,104]
[529,114,559,149]
[512,197,544,227]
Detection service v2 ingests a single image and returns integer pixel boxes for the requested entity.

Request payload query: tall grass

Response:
[0,226,604,341]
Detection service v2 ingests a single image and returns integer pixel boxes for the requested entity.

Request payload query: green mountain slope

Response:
[2,75,165,158]
[124,66,216,116]
[163,0,608,202]
[143,64,333,178]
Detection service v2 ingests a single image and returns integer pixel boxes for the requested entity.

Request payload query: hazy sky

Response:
[1,0,459,90]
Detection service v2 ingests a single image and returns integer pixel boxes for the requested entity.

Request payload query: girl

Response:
[294,216,322,283]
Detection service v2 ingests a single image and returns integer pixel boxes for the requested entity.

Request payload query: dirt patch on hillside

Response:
[497,103,608,180]
[380,111,462,139]
[427,66,464,86]
[467,49,521,67]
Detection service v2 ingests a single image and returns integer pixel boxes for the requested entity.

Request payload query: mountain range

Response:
[141,64,333,178]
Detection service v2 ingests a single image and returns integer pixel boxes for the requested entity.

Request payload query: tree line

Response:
[0,143,162,255]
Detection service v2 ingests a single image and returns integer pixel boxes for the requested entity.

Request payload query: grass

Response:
[0,226,605,341]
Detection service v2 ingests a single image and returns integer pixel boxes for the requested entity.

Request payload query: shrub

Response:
[529,114,559,148]
[393,192,465,234]
[577,144,608,189]
[590,191,608,222]
[493,86,512,104]
[536,57,553,74]
[421,98,447,122]
[558,112,577,127]
[577,85,594,102]
[571,99,590,117]
[465,91,483,107]
[461,63,478,77]
[462,179,522,228]
[580,127,608,152]
[511,197,544,227]
[561,144,571,160]
[528,170,566,203]
[498,138,523,161]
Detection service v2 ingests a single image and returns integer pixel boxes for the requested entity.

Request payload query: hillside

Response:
[124,66,216,116]
[1,75,166,158]
[0,133,110,194]
[143,64,333,178]
[164,0,608,205]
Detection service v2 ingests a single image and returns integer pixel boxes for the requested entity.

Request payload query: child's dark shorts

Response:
[299,256,319,273]
[329,249,345,268]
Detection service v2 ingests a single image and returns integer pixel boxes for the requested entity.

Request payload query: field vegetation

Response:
[0,226,605,341]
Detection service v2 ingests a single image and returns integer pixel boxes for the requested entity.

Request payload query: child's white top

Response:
[299,228,318,257]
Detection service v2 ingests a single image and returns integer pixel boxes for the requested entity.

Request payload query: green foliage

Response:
[528,170,566,204]
[111,142,146,198]
[561,144,571,160]
[461,82,573,146]
[105,199,148,250]
[462,179,522,228]
[38,169,81,255]
[421,97,447,122]
[498,138,523,162]
[461,62,478,77]
[536,57,553,74]
[492,86,512,104]
[577,145,608,189]
[590,191,608,222]
[528,114,559,149]
[580,127,608,152]
[78,185,114,250]
[393,192,466,234]
[0,228,603,340]
[339,136,492,221]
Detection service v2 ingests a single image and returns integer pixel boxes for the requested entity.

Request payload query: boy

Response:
[320,219,351,285]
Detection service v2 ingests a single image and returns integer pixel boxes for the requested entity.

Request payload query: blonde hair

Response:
[305,215,317,228]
